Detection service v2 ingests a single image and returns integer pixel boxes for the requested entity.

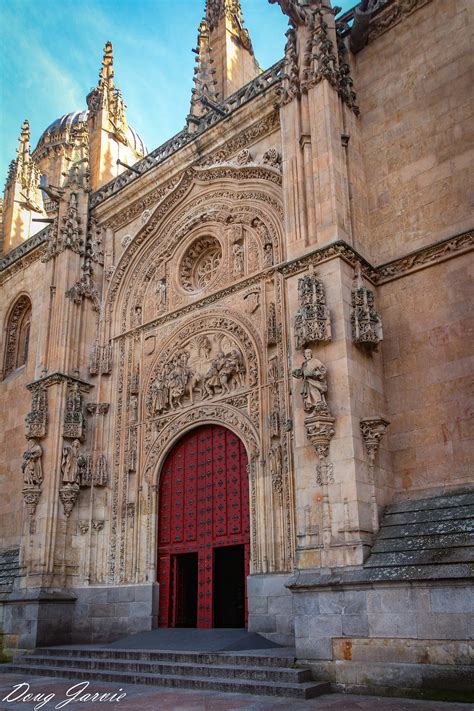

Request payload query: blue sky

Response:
[0,0,354,185]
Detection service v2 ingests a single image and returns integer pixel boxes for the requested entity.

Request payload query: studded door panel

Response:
[157,425,249,627]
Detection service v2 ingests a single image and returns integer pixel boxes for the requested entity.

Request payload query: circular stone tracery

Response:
[180,236,222,292]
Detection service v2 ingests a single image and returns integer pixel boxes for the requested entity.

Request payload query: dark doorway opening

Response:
[172,553,198,627]
[213,544,245,628]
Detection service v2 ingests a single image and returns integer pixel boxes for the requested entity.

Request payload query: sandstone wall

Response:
[0,263,44,550]
[379,252,473,497]
[354,0,473,263]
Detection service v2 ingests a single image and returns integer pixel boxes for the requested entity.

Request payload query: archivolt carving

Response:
[144,312,259,417]
[105,167,283,330]
[144,403,260,487]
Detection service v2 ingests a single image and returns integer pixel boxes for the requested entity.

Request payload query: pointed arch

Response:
[3,294,32,378]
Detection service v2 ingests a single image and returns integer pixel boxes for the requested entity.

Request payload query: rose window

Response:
[180,237,222,292]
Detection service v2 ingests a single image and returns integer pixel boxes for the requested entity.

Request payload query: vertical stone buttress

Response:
[273,0,387,567]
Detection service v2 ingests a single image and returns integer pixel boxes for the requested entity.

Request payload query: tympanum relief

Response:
[147,332,247,416]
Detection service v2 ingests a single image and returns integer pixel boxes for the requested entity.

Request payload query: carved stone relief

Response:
[292,348,335,501]
[63,382,86,441]
[25,383,48,439]
[146,315,258,417]
[360,416,390,533]
[89,343,112,376]
[22,438,43,520]
[294,272,331,350]
[351,267,383,351]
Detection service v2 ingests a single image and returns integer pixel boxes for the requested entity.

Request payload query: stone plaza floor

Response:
[0,673,470,711]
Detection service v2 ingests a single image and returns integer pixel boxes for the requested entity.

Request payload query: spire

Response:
[99,40,115,89]
[13,119,41,203]
[187,0,260,128]
[2,120,45,253]
[188,20,219,128]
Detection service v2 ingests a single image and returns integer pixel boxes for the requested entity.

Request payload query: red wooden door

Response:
[157,425,250,628]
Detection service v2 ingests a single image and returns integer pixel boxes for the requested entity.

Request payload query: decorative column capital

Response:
[360,416,390,462]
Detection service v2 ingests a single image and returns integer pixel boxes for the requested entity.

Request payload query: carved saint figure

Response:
[292,348,328,414]
[232,242,244,276]
[151,374,167,414]
[61,439,81,484]
[22,439,43,487]
[263,242,274,267]
[132,305,142,328]
[155,278,167,308]
[130,394,139,422]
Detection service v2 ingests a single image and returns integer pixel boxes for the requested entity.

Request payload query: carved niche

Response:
[63,381,86,441]
[351,266,383,351]
[22,438,43,520]
[89,343,112,376]
[294,272,331,350]
[146,315,257,417]
[25,382,48,438]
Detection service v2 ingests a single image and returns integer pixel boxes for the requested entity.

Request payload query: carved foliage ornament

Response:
[351,266,383,351]
[273,1,360,114]
[294,272,331,349]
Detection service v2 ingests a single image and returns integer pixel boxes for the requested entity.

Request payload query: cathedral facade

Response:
[0,0,472,698]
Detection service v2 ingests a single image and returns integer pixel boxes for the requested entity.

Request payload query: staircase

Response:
[365,491,474,573]
[4,647,330,699]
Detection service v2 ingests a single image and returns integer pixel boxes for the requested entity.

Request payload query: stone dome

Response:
[34,110,147,156]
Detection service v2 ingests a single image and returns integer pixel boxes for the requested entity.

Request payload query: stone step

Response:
[35,647,296,668]
[362,562,472,581]
[3,663,330,699]
[371,531,474,553]
[384,492,474,515]
[364,546,473,568]
[377,518,474,539]
[11,654,311,683]
[381,505,473,528]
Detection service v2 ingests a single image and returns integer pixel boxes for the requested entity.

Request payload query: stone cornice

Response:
[337,0,433,42]
[27,372,93,392]
[375,229,474,283]
[0,228,49,283]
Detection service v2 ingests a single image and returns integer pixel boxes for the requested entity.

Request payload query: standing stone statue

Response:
[61,439,81,484]
[292,348,328,414]
[155,278,167,309]
[22,439,43,487]
[232,242,244,276]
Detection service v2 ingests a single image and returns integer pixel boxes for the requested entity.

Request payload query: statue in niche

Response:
[292,348,329,414]
[61,439,82,484]
[22,439,43,487]
[263,242,274,267]
[132,305,142,328]
[155,278,167,309]
[151,373,168,414]
[232,242,244,276]
[269,442,283,494]
[130,394,139,423]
